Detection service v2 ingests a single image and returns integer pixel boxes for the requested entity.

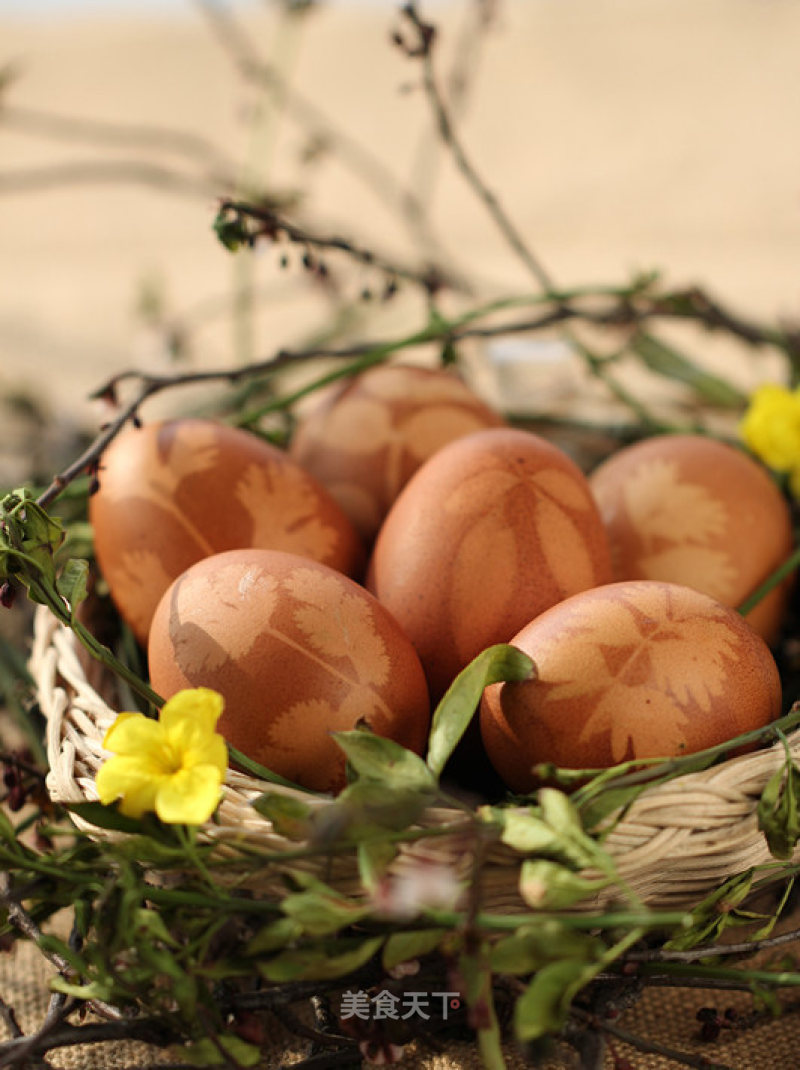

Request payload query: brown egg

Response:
[289,363,507,543]
[148,548,430,794]
[589,434,794,643]
[480,581,782,794]
[90,419,363,646]
[367,427,613,702]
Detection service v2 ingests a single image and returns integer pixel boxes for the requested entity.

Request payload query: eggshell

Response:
[89,419,363,646]
[147,548,431,794]
[367,427,613,702]
[589,433,794,643]
[289,363,507,543]
[480,581,782,794]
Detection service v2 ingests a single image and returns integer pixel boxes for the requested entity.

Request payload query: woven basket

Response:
[31,604,800,912]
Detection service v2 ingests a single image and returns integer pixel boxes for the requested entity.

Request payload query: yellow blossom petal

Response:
[96,754,163,818]
[103,712,165,755]
[161,688,224,738]
[95,688,229,825]
[155,764,223,825]
[740,383,800,472]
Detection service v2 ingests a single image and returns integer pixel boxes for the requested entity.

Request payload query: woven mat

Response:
[3,933,800,1069]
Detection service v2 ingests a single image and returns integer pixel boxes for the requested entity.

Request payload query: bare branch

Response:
[397,2,557,293]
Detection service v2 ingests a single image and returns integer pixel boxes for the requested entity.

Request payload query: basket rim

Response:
[30,604,800,911]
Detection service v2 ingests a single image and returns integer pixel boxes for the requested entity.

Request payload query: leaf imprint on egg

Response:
[108,548,174,636]
[620,459,738,600]
[235,464,341,561]
[540,586,741,762]
[102,422,221,556]
[172,564,279,673]
[283,567,390,687]
[266,697,354,792]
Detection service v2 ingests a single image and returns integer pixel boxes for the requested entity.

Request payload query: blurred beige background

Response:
[1,0,799,436]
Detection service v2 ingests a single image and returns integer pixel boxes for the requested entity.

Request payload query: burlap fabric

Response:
[3,929,800,1069]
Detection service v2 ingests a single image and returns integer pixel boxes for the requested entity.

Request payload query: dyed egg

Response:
[289,363,506,543]
[148,549,430,794]
[589,434,794,643]
[90,419,363,646]
[480,581,782,794]
[368,427,613,702]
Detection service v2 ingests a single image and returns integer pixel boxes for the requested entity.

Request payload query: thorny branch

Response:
[215,198,454,294]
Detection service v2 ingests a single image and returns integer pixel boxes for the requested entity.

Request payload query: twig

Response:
[0,160,227,200]
[628,924,800,964]
[216,198,451,294]
[405,0,497,254]
[397,2,556,294]
[0,996,23,1041]
[270,1003,356,1051]
[0,104,239,188]
[29,276,795,513]
[193,0,462,279]
[0,1018,174,1067]
[0,874,121,1024]
[569,1006,732,1070]
[0,991,72,1069]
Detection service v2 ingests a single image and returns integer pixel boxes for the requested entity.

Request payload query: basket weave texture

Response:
[31,605,800,911]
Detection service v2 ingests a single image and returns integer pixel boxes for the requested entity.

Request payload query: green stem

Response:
[571,705,800,812]
[424,908,691,933]
[639,960,800,988]
[738,541,800,616]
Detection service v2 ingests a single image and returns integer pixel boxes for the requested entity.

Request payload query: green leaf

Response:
[212,208,251,252]
[281,889,369,936]
[664,870,755,950]
[50,977,115,1002]
[66,801,150,836]
[333,729,436,792]
[489,924,602,976]
[132,907,179,947]
[426,644,535,779]
[538,788,610,871]
[357,839,397,892]
[514,958,599,1042]
[757,736,800,860]
[383,929,447,971]
[177,1034,261,1067]
[259,936,383,982]
[245,917,302,956]
[631,332,747,408]
[481,806,562,856]
[578,784,650,833]
[56,557,89,616]
[312,778,430,842]
[251,793,313,839]
[519,858,611,910]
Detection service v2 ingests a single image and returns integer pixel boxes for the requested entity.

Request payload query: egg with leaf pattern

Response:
[89,419,364,646]
[589,434,794,643]
[480,580,782,793]
[367,426,613,703]
[289,363,507,543]
[147,548,431,793]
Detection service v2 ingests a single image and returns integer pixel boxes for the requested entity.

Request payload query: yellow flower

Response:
[96,688,228,825]
[740,383,800,473]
